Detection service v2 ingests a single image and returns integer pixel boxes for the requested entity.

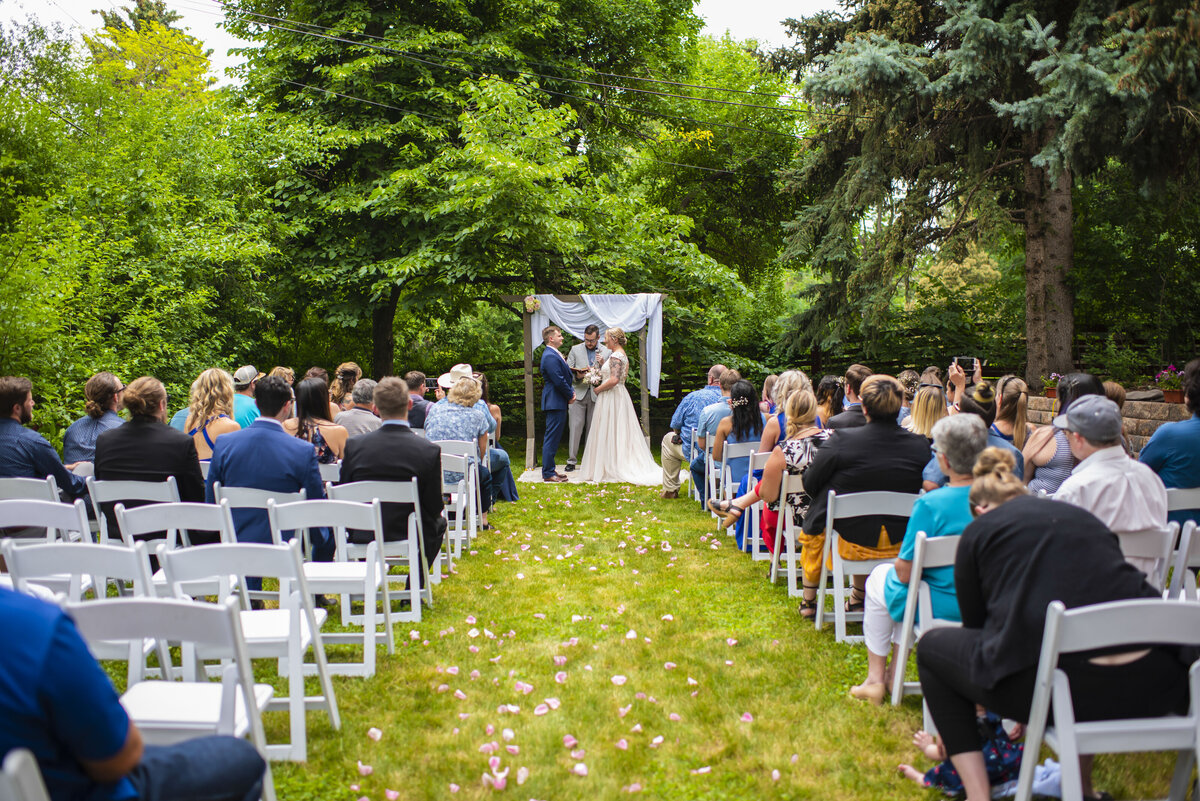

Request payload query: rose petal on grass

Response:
[409,630,420,640]
[661,614,673,621]
[454,689,467,700]
[553,655,567,666]
[502,728,514,741]
[479,743,496,755]
[506,745,520,755]
[573,763,588,777]
[669,713,681,722]
[615,738,628,750]
[555,672,567,683]
[469,670,480,680]
[663,662,676,670]
[570,749,586,759]
[466,615,476,624]
[740,712,754,723]
[725,660,734,667]
[468,628,480,638]
[437,684,449,693]
[726,638,737,647]
[446,666,459,675]
[517,766,530,785]
[350,785,360,792]
[651,735,664,746]
[448,784,459,793]
[534,703,549,716]
[386,791,400,800]
[533,613,546,620]
[687,677,698,686]
[486,724,495,735]
[791,753,799,764]
[545,697,561,710]
[625,629,637,640]
[469,645,480,653]
[618,704,632,717]
[691,766,711,775]
[630,723,643,733]
[367,727,382,741]
[772,769,781,781]
[505,704,520,714]
[488,755,501,772]
[572,614,584,623]
[611,675,627,686]
[458,713,470,720]
[357,761,373,776]
[563,734,578,748]
[623,783,642,793]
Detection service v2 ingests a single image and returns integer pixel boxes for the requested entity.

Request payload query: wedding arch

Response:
[502,293,664,470]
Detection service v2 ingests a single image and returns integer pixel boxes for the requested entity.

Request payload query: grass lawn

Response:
[255,481,1173,800]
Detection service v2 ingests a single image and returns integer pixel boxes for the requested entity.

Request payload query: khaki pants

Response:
[660,432,686,492]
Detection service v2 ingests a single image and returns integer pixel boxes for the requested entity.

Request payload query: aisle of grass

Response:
[269,482,1173,800]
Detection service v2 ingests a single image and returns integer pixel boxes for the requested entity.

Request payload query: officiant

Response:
[565,324,611,472]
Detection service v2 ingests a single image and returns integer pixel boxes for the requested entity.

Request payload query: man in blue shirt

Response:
[659,365,725,499]
[61,372,125,464]
[0,585,265,801]
[691,369,740,502]
[231,366,263,430]
[1140,360,1200,526]
[0,376,86,499]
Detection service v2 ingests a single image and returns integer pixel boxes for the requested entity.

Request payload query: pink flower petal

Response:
[468,628,480,638]
[651,735,664,746]
[623,783,642,793]
[625,629,637,639]
[449,784,459,793]
[357,761,373,776]
[630,723,642,733]
[367,727,382,741]
[454,689,467,700]
[488,755,501,772]
[725,660,733,666]
[740,712,753,723]
[618,704,632,717]
[545,697,561,710]
[446,666,459,675]
[437,684,449,693]
[469,669,481,680]
[466,615,477,624]
[691,766,711,775]
[771,769,781,781]
[611,675,627,686]
[573,763,588,777]
[570,749,586,759]
[615,738,628,750]
[501,728,514,741]
[482,773,494,789]
[469,645,480,653]
[534,703,549,716]
[555,672,567,683]
[409,629,420,640]
[726,638,737,647]
[663,662,676,670]
[572,614,584,622]
[505,704,519,713]
[687,677,698,686]
[516,766,529,785]
[669,713,681,722]
[386,791,400,801]
[506,745,520,755]
[553,655,567,666]
[479,743,496,754]
[486,724,495,735]
[661,614,673,621]
[350,785,360,792]
[533,613,546,619]
[563,734,578,748]
[790,753,799,764]
[459,713,470,720]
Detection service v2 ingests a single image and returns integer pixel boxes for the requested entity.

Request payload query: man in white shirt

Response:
[1053,394,1168,577]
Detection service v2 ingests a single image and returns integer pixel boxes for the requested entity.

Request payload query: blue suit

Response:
[540,347,575,478]
[204,418,331,559]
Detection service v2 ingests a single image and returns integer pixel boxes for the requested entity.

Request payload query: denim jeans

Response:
[689,455,707,503]
[127,735,265,801]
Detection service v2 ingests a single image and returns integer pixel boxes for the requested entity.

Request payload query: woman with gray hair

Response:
[425,375,494,525]
[849,413,989,704]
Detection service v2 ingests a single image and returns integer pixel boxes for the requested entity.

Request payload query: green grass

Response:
[143,482,1179,799]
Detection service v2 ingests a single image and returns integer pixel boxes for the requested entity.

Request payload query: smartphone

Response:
[954,356,976,373]
[425,377,438,390]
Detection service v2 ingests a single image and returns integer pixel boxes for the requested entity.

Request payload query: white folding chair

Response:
[267,499,394,677]
[742,451,772,559]
[199,460,210,479]
[686,429,701,503]
[1167,487,1200,515]
[0,499,90,544]
[1167,521,1200,601]
[1115,522,1179,591]
[86,477,180,545]
[768,472,805,597]
[439,452,471,563]
[159,539,340,762]
[891,532,963,706]
[816,490,919,644]
[327,479,431,611]
[0,749,51,801]
[0,476,59,502]
[67,596,276,801]
[704,439,719,517]
[432,440,480,540]
[1014,598,1200,801]
[716,441,756,532]
[115,501,238,597]
[318,462,341,483]
[211,483,308,566]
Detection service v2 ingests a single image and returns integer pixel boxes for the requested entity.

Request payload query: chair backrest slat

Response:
[327,479,419,505]
[268,498,383,537]
[212,483,306,509]
[116,501,236,547]
[0,499,90,542]
[2,540,154,596]
[1,748,53,801]
[1052,598,1200,653]
[1166,487,1200,513]
[0,477,58,502]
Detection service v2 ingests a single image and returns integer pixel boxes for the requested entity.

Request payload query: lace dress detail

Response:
[766,430,832,526]
[578,351,662,485]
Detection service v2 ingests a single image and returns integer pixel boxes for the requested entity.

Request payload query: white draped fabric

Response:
[530,293,663,396]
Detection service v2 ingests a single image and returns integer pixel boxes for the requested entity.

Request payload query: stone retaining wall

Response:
[1027,395,1190,456]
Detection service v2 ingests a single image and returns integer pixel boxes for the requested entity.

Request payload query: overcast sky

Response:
[2,0,835,80]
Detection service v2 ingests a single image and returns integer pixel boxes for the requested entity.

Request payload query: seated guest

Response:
[1054,395,1168,578]
[185,368,241,461]
[329,362,362,411]
[691,369,740,501]
[335,379,381,438]
[425,375,493,527]
[284,378,349,463]
[1102,380,1126,410]
[0,585,266,801]
[167,374,198,432]
[800,375,931,611]
[0,376,86,498]
[925,381,1024,489]
[1023,372,1104,494]
[896,369,919,424]
[435,364,497,435]
[990,375,1032,450]
[824,363,873,430]
[230,365,262,430]
[404,371,433,429]
[710,379,764,492]
[1139,357,1200,526]
[303,366,342,420]
[757,370,812,453]
[339,377,445,576]
[62,372,124,464]
[205,376,333,559]
[850,414,987,704]
[94,377,205,540]
[916,453,1187,801]
[268,365,295,384]
[478,372,518,503]
[814,374,844,427]
[759,374,778,415]
[903,383,948,439]
[659,365,725,499]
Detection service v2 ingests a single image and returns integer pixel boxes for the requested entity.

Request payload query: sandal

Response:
[845,587,865,614]
[799,584,819,619]
[706,498,743,529]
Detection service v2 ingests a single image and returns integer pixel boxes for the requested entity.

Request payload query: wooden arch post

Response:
[503,295,653,472]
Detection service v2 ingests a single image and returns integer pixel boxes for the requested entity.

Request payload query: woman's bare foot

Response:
[897,764,925,785]
[849,681,886,705]
[913,730,944,761]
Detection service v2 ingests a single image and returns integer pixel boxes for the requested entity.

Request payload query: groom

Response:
[540,325,575,482]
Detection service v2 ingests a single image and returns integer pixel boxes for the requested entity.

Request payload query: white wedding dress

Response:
[579,350,662,485]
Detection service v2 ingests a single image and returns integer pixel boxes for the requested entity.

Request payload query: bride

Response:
[578,327,662,485]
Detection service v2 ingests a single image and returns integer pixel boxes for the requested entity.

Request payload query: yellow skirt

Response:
[798,525,902,587]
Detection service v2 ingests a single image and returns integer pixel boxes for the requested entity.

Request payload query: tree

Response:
[773,0,1200,385]
[92,0,183,32]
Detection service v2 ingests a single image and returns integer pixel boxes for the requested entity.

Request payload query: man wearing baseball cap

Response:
[231,365,263,430]
[1053,394,1168,578]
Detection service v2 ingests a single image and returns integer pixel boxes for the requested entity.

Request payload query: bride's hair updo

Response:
[605,327,627,347]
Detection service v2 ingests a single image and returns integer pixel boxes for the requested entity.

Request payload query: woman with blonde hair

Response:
[903,384,949,439]
[991,375,1032,449]
[185,368,241,460]
[268,366,295,385]
[329,362,362,411]
[757,369,813,453]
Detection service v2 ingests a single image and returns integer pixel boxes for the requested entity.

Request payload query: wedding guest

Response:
[335,379,381,438]
[917,454,1185,801]
[426,376,493,526]
[330,362,362,411]
[268,366,295,385]
[760,374,778,415]
[904,384,948,439]
[814,374,844,428]
[1139,357,1200,526]
[660,365,725,499]
[230,365,262,429]
[303,366,342,420]
[404,371,432,429]
[692,369,740,501]
[991,375,1032,450]
[0,376,86,498]
[757,370,812,453]
[1023,372,1104,493]
[184,368,240,461]
[897,369,920,425]
[824,364,873,430]
[1102,380,1126,410]
[709,379,763,493]
[849,414,986,704]
[284,378,348,463]
[478,372,517,503]
[62,372,125,464]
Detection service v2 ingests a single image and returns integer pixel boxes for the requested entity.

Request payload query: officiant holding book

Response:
[565,324,611,472]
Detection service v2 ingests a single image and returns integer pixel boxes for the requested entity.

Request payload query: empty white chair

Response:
[0,749,51,801]
[891,532,963,706]
[326,479,431,612]
[159,540,340,762]
[67,596,276,801]
[115,501,238,597]
[742,451,772,559]
[703,439,719,517]
[86,476,180,545]
[267,499,394,677]
[816,490,919,644]
[1114,522,1179,591]
[0,499,90,544]
[211,484,308,566]
[1166,520,1200,601]
[0,476,59,502]
[1014,598,1200,801]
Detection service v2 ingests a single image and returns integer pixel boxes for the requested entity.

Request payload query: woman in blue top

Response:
[711,380,764,488]
[849,413,989,704]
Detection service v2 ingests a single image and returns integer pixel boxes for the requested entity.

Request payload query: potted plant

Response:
[1156,365,1185,403]
[1041,373,1063,399]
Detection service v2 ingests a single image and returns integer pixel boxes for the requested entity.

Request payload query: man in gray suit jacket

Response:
[565,324,610,471]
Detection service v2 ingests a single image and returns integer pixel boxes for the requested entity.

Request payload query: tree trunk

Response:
[370,286,400,379]
[1022,132,1074,391]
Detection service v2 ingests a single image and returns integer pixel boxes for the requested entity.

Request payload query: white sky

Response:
[2,0,835,81]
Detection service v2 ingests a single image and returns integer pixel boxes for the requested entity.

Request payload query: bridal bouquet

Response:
[584,363,603,386]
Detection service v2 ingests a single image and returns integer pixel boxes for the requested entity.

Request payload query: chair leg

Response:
[1167,749,1194,801]
[815,536,831,631]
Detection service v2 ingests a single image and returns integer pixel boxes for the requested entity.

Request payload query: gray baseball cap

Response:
[233,365,261,388]
[1052,394,1122,441]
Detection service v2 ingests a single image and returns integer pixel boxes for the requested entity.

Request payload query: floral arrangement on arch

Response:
[1155,365,1183,391]
[523,296,541,313]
